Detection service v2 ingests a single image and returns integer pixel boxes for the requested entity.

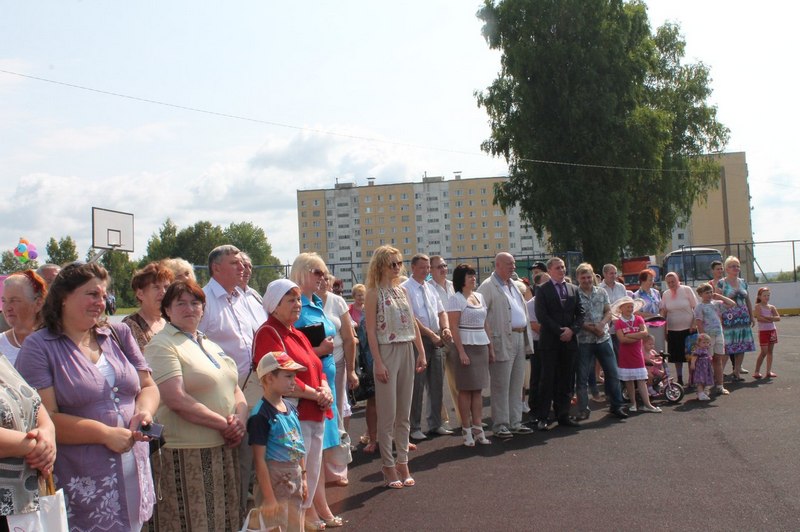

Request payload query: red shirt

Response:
[253,315,332,422]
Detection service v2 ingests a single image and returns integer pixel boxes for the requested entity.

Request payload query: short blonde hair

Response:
[723,255,740,269]
[351,283,366,297]
[290,253,327,288]
[575,262,594,279]
[366,246,402,289]
[162,258,196,282]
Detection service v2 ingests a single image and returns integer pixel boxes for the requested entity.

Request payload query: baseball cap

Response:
[256,351,306,379]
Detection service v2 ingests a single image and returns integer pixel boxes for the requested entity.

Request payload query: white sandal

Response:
[472,425,491,445]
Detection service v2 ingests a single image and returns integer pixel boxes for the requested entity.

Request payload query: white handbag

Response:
[6,474,69,532]
[240,508,276,532]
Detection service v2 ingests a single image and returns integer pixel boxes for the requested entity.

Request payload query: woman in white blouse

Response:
[446,264,494,447]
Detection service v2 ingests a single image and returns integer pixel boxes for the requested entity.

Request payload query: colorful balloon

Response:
[12,237,37,264]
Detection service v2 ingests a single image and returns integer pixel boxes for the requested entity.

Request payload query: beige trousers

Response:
[374,341,415,468]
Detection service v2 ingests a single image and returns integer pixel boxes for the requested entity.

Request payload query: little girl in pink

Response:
[754,287,781,379]
[614,297,662,413]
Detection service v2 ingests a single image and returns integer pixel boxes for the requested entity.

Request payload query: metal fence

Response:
[689,239,799,283]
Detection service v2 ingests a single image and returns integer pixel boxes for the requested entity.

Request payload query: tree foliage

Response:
[45,236,79,266]
[142,219,281,293]
[476,0,729,266]
[0,251,38,275]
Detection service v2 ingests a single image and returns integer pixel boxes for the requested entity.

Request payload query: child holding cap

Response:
[247,351,308,531]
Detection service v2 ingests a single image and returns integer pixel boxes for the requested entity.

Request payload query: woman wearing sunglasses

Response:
[364,246,426,489]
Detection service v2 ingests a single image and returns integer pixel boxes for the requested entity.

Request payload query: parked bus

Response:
[661,247,723,287]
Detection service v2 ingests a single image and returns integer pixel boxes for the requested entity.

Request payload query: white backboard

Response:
[92,207,134,252]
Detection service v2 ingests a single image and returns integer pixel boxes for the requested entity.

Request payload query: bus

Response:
[661,247,723,287]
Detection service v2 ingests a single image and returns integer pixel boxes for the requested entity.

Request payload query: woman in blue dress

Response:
[715,256,756,381]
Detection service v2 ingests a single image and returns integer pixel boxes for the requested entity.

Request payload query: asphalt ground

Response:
[327,316,800,531]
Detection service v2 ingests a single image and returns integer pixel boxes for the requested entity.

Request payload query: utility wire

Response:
[2,68,713,175]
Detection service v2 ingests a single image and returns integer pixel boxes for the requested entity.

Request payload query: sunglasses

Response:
[436,264,448,270]
[309,268,327,277]
[389,261,403,269]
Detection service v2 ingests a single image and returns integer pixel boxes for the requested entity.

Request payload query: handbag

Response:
[6,474,69,531]
[684,332,699,355]
[328,430,353,466]
[348,316,375,404]
[296,322,327,347]
[239,508,273,532]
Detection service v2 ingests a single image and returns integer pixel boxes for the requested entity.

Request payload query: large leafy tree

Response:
[0,251,38,274]
[476,0,729,266]
[142,219,281,292]
[45,236,79,265]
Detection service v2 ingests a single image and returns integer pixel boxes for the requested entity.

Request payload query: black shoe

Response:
[576,410,590,421]
[558,417,580,427]
[610,407,629,419]
[537,420,549,431]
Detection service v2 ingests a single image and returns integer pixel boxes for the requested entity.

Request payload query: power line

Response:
[1,68,715,175]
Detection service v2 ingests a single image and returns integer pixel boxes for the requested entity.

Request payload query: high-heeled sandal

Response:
[395,462,415,487]
[363,440,377,454]
[472,425,491,445]
[462,427,475,447]
[381,466,403,489]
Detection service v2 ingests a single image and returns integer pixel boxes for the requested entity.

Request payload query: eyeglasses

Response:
[436,264,448,270]
[389,261,403,269]
[309,268,326,277]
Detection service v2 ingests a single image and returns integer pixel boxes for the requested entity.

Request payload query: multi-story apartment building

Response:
[298,152,753,286]
[297,175,547,284]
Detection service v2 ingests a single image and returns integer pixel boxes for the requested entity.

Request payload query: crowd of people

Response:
[0,248,782,531]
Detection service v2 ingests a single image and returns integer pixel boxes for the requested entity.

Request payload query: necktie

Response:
[421,285,436,330]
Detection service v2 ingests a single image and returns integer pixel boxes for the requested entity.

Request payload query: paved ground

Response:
[326,316,800,531]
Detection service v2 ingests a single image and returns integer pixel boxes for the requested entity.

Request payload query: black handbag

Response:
[348,316,375,403]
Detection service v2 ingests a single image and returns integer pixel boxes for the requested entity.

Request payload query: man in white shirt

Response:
[199,244,267,514]
[402,254,453,440]
[599,263,627,304]
[478,252,534,438]
[600,263,627,356]
[428,255,459,428]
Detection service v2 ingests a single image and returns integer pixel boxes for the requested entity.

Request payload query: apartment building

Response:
[297,175,547,282]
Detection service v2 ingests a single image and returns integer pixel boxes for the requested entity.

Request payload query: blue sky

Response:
[1,1,797,270]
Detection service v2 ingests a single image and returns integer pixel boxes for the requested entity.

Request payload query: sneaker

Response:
[698,393,711,401]
[510,424,533,435]
[576,410,590,421]
[494,427,513,439]
[409,430,427,441]
[740,368,749,374]
[641,405,662,413]
[431,426,453,436]
[716,386,730,395]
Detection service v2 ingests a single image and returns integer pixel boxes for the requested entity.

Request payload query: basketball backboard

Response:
[92,207,134,252]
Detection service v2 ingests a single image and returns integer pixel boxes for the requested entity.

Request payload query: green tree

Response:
[476,0,729,266]
[174,221,227,269]
[224,221,282,293]
[45,236,79,266]
[143,218,179,262]
[0,251,38,274]
[100,250,138,308]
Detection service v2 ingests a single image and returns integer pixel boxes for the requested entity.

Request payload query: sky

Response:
[1,1,797,271]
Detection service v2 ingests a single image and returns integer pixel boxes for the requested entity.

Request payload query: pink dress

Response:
[615,315,648,381]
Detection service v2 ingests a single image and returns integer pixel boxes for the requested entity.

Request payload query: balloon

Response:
[12,238,37,264]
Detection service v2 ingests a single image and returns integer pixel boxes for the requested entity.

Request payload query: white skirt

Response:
[618,367,648,381]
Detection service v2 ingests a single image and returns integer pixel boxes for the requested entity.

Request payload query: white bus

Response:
[661,247,723,287]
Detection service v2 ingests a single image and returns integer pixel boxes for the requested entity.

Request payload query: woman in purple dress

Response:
[16,262,159,532]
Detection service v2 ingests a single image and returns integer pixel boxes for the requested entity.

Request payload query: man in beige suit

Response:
[477,252,534,439]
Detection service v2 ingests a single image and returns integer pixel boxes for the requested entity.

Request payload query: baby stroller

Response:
[623,351,684,403]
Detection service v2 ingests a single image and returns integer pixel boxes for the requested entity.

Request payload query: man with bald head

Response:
[477,252,534,439]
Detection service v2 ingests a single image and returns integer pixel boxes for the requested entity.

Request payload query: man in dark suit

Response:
[534,257,585,430]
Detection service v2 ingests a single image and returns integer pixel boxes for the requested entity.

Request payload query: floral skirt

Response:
[151,445,240,532]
